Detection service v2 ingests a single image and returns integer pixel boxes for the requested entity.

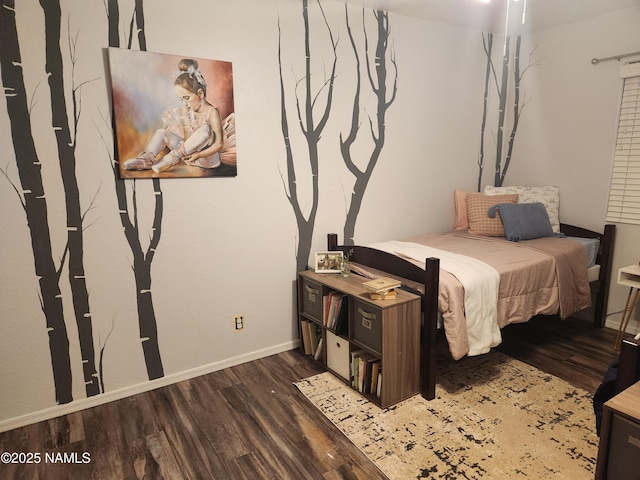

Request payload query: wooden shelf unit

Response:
[595,380,640,479]
[297,270,421,408]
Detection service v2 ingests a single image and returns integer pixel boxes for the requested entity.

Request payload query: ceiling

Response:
[334,0,640,33]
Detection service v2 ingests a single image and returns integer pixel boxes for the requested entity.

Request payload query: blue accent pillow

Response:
[487,202,556,242]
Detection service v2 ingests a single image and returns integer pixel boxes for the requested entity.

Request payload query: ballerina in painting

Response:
[122,58,235,173]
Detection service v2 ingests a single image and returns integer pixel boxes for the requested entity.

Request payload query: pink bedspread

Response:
[402,232,591,360]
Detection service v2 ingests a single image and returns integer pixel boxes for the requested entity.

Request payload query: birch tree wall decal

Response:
[0,0,73,404]
[279,0,338,273]
[478,33,538,189]
[341,8,397,245]
[107,0,164,380]
[477,33,493,192]
[40,0,101,397]
[494,35,511,187]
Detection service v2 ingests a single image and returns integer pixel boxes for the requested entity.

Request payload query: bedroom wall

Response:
[0,0,485,430]
[0,0,637,431]
[503,8,640,334]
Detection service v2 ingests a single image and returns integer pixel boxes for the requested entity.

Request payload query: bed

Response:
[326,187,616,400]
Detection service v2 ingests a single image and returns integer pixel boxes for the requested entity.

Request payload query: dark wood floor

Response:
[497,314,620,392]
[0,316,623,480]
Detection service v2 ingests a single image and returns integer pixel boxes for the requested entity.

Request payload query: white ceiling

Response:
[334,0,640,33]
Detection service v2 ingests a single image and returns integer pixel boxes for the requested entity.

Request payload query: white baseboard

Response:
[605,318,621,330]
[605,316,639,335]
[0,340,299,433]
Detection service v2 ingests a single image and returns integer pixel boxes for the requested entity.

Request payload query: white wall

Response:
[0,0,486,430]
[0,0,637,431]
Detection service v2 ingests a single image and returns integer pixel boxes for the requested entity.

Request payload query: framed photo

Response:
[314,251,344,274]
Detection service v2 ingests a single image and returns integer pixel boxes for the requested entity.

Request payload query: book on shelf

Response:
[323,292,341,327]
[350,349,363,389]
[329,294,343,330]
[324,291,348,334]
[333,297,348,335]
[350,350,381,396]
[313,337,324,361]
[371,361,380,395]
[301,320,322,356]
[323,293,333,327]
[368,290,397,300]
[300,320,310,354]
[362,277,402,294]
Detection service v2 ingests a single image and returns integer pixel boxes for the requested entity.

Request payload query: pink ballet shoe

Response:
[152,150,182,173]
[122,152,155,170]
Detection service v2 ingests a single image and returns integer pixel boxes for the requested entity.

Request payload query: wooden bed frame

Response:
[328,223,616,400]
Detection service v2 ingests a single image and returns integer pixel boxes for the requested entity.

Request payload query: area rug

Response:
[294,351,599,479]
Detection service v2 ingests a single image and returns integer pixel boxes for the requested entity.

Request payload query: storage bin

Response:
[351,299,382,355]
[301,278,323,322]
[326,330,350,381]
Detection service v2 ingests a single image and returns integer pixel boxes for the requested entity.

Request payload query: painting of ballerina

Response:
[109,48,236,178]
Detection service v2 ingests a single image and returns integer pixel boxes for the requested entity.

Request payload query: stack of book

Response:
[362,277,402,300]
[323,291,348,334]
[351,350,382,397]
[300,320,323,360]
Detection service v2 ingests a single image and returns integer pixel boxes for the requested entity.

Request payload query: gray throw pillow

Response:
[488,202,556,242]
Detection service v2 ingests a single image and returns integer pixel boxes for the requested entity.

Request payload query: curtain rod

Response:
[591,51,640,65]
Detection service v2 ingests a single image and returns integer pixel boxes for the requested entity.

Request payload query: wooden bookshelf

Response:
[596,380,640,479]
[297,270,421,408]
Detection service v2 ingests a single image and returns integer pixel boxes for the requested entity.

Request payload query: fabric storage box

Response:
[301,278,323,322]
[351,299,382,355]
[326,331,350,381]
[607,413,640,480]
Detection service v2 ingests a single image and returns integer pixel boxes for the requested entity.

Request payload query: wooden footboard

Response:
[327,234,441,400]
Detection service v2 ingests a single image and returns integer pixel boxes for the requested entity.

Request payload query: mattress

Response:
[566,236,600,282]
[354,232,594,359]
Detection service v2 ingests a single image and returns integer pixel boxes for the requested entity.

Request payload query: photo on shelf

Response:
[314,251,344,274]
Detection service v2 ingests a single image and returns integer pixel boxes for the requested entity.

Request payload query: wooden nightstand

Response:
[615,265,640,350]
[595,381,640,479]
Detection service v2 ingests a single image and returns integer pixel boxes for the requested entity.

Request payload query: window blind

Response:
[606,63,640,225]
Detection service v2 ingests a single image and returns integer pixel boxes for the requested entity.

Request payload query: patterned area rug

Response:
[295,351,599,479]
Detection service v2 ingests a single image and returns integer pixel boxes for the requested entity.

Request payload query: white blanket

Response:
[367,241,502,356]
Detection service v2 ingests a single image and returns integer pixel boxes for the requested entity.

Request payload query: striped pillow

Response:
[466,193,519,237]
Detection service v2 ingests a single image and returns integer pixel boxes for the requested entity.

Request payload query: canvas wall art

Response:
[108,48,236,178]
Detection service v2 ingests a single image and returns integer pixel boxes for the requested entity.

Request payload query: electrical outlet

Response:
[234,315,244,331]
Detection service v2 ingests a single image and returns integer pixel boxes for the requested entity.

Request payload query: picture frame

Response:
[314,251,344,274]
[108,48,237,179]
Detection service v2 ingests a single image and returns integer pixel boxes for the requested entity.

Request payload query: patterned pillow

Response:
[466,193,519,237]
[454,189,474,230]
[484,185,560,233]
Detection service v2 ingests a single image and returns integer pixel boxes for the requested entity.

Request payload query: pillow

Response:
[489,202,555,241]
[454,189,473,230]
[484,185,560,233]
[466,192,519,237]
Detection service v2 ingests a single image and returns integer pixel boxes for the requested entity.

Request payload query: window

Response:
[606,63,640,225]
